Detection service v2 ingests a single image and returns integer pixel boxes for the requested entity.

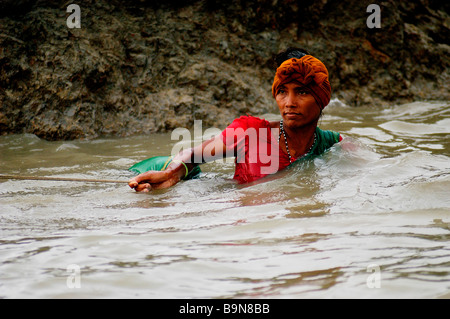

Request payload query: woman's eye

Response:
[297,90,307,95]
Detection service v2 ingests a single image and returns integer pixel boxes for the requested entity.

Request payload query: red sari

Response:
[221,115,341,183]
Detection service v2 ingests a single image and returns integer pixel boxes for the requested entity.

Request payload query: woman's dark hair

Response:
[275,47,311,67]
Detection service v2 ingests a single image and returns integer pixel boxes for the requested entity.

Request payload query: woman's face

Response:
[275,82,321,129]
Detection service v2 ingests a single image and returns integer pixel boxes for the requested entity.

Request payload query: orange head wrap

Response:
[272,55,331,109]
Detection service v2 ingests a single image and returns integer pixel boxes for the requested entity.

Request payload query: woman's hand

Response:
[128,169,181,193]
[129,136,227,193]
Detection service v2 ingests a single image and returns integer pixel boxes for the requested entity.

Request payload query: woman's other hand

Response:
[128,169,181,192]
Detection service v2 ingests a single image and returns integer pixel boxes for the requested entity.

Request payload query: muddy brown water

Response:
[0,100,449,298]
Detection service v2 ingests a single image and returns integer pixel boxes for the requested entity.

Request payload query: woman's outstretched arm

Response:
[128,135,228,192]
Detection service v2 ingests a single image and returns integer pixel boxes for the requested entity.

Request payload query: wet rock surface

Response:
[0,0,449,140]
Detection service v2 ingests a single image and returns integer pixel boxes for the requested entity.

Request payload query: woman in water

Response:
[128,48,342,192]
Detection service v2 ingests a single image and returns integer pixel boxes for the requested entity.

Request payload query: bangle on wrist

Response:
[170,159,189,179]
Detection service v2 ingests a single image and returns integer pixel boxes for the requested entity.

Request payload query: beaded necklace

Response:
[278,120,316,163]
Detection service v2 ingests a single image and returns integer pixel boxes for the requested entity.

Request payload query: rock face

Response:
[0,0,449,140]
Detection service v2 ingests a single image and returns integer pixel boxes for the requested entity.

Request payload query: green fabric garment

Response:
[129,156,201,180]
[307,127,341,157]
